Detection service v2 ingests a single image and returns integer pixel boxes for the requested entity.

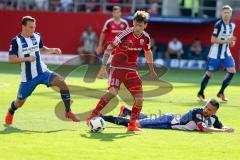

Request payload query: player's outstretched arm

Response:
[40,46,62,54]
[202,127,234,133]
[197,122,234,133]
[144,50,158,80]
[8,55,35,64]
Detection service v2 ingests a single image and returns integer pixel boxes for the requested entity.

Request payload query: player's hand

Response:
[26,56,36,62]
[229,36,237,47]
[230,36,237,42]
[96,46,102,55]
[150,70,158,81]
[230,40,236,47]
[52,48,62,54]
[223,127,234,133]
[97,65,107,79]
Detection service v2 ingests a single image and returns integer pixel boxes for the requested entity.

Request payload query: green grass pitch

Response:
[0,62,239,160]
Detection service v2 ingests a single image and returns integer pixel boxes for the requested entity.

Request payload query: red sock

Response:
[129,105,142,125]
[91,98,108,116]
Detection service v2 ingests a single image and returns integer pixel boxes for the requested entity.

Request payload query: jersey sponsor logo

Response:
[22,46,39,55]
[112,30,123,33]
[128,47,142,51]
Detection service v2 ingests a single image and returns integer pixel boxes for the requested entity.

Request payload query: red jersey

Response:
[110,27,151,70]
[102,18,129,44]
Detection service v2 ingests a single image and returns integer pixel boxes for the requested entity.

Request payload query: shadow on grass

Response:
[0,125,75,134]
[80,131,138,141]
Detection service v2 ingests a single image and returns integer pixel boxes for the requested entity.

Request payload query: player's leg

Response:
[128,93,143,131]
[87,87,119,125]
[5,81,37,125]
[5,99,26,125]
[137,114,173,129]
[217,56,236,101]
[48,72,80,122]
[197,58,219,100]
[119,105,148,119]
[124,71,144,131]
[87,68,123,125]
[100,114,130,127]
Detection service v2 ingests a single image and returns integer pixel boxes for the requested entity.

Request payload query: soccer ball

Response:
[89,117,106,133]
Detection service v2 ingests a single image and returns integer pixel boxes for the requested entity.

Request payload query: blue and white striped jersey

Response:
[9,33,49,82]
[208,19,235,59]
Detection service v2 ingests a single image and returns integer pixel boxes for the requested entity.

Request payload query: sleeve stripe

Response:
[117,28,133,40]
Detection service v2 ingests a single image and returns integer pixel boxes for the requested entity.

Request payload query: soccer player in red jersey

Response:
[96,6,129,55]
[87,11,158,131]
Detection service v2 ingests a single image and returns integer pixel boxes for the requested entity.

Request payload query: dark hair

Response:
[133,11,149,24]
[209,99,220,109]
[112,6,121,12]
[22,16,35,26]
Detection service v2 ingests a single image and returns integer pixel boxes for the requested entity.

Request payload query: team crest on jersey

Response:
[120,24,125,28]
[140,39,144,45]
[196,114,202,119]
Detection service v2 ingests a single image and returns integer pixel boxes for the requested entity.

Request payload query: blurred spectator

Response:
[85,0,99,13]
[189,38,205,60]
[165,37,183,59]
[35,0,49,11]
[78,26,98,64]
[60,0,73,12]
[180,0,199,17]
[49,0,61,11]
[148,0,160,15]
[202,0,217,17]
[16,0,35,10]
[106,0,122,12]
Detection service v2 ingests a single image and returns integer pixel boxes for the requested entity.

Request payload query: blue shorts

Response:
[139,114,174,129]
[17,71,57,100]
[207,56,235,72]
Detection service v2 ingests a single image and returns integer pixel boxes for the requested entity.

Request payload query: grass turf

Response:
[0,62,239,160]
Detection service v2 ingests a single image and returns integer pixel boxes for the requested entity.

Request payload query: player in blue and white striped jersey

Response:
[197,5,237,101]
[101,99,234,133]
[5,16,80,125]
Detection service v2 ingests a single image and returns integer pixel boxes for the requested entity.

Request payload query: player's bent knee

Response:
[55,76,68,89]
[227,68,236,74]
[108,87,118,96]
[15,100,25,108]
[102,92,116,101]
[206,71,213,77]
[134,97,144,106]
